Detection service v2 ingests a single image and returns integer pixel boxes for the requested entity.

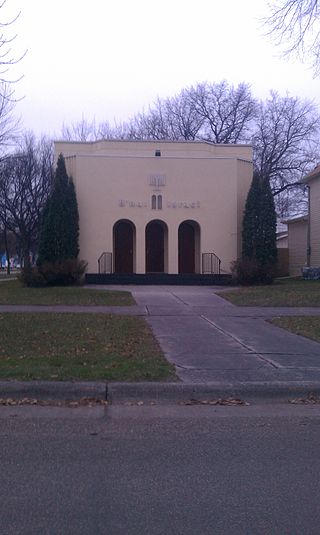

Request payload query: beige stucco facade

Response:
[54,140,253,275]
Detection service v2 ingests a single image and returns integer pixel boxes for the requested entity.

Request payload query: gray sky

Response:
[5,0,320,137]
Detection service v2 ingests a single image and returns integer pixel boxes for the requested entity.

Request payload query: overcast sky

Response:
[5,0,320,138]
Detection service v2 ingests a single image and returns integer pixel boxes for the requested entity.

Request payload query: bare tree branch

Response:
[188,81,257,143]
[264,0,320,74]
[0,134,53,268]
[253,91,320,215]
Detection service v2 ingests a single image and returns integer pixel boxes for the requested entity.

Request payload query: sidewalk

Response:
[1,285,320,403]
[129,286,320,384]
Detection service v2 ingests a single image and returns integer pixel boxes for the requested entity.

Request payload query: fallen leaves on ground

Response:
[289,393,320,405]
[0,397,108,407]
[183,398,249,406]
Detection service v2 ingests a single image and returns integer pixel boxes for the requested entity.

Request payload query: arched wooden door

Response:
[178,221,196,273]
[146,221,165,272]
[114,220,134,273]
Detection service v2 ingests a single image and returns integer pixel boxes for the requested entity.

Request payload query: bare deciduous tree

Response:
[96,120,132,140]
[253,91,320,215]
[129,100,172,140]
[165,90,205,140]
[61,117,134,142]
[0,0,25,96]
[61,118,98,142]
[0,222,15,272]
[126,82,256,143]
[126,91,204,141]
[187,81,257,143]
[264,0,320,74]
[0,82,20,150]
[0,134,53,269]
[60,83,256,144]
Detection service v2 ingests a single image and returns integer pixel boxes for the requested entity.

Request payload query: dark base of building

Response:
[85,273,233,286]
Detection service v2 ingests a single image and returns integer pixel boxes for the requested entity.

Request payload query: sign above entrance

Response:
[118,199,201,208]
[167,201,200,209]
[118,200,147,208]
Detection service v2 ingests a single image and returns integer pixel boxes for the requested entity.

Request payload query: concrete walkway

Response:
[2,285,320,398]
[121,286,320,384]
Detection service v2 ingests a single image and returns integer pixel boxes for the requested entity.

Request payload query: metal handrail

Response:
[98,252,112,274]
[202,252,221,274]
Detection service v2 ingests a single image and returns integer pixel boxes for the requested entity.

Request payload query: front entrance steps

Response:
[85,273,233,285]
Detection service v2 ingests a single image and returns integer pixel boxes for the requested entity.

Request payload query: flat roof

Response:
[55,139,253,163]
[54,138,252,147]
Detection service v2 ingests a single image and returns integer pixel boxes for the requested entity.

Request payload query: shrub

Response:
[19,267,46,287]
[231,257,276,285]
[39,259,87,286]
[20,259,87,287]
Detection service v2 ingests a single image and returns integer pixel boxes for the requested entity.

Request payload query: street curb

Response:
[107,381,320,404]
[0,380,107,401]
[2,380,320,404]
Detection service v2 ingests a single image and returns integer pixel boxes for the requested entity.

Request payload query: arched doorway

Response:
[178,220,200,274]
[146,220,168,273]
[113,220,135,273]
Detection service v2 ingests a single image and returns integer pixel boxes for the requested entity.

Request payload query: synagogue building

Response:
[54,140,253,277]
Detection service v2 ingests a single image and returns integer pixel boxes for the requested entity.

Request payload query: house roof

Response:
[282,214,308,224]
[302,164,320,183]
[276,232,288,242]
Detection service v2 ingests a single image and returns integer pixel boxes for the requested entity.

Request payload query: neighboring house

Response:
[302,165,320,267]
[281,164,320,277]
[54,140,253,275]
[284,215,308,277]
[276,220,288,249]
[276,220,289,276]
[276,234,288,249]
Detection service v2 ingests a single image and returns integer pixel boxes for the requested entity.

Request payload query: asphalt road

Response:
[1,403,320,535]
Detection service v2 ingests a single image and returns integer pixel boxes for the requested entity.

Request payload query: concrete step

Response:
[85,273,233,286]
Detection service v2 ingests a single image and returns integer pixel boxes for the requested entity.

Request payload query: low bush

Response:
[19,267,46,287]
[231,257,275,285]
[20,259,87,287]
[39,259,87,286]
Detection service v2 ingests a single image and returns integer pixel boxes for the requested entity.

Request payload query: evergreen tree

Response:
[38,154,79,264]
[242,171,277,277]
[257,174,277,266]
[242,171,261,261]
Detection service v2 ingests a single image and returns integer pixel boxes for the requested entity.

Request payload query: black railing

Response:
[202,252,221,275]
[98,252,112,274]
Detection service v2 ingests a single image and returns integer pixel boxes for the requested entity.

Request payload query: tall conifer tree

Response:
[242,171,277,269]
[38,154,79,264]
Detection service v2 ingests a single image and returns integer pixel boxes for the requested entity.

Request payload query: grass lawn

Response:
[0,272,18,280]
[0,280,135,306]
[218,278,320,307]
[0,313,176,381]
[271,316,320,344]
